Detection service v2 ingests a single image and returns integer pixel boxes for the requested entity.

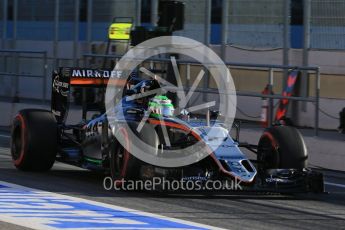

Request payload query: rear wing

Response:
[51,67,126,123]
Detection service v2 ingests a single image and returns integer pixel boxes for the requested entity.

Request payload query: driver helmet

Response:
[148,95,175,117]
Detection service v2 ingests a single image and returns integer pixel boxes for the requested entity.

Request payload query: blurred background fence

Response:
[1,0,345,49]
[1,0,345,96]
[0,0,344,130]
[1,0,137,42]
[227,0,286,48]
[173,0,207,42]
[310,0,345,49]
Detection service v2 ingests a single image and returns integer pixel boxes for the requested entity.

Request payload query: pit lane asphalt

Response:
[0,132,344,230]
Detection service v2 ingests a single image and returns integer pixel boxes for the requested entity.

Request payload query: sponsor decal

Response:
[71,69,123,79]
[52,74,69,97]
[265,176,291,184]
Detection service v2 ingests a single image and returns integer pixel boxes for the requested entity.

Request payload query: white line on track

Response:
[325,182,345,189]
[0,134,10,138]
[0,181,226,230]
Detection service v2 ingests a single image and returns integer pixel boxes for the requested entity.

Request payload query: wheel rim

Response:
[111,127,131,180]
[11,126,22,161]
[114,145,125,176]
[258,135,278,170]
[111,142,131,179]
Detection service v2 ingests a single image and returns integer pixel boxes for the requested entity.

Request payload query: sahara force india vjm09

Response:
[10,67,324,193]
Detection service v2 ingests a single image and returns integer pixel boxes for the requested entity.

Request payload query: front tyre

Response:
[11,109,57,171]
[258,125,308,170]
[110,123,158,183]
[110,127,139,181]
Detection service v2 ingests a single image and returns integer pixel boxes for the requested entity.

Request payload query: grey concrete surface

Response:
[0,131,345,230]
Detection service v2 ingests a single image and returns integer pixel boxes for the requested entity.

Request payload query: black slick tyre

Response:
[258,125,308,170]
[11,109,57,171]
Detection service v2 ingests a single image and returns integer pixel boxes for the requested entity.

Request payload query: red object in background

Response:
[275,70,299,122]
[261,85,270,127]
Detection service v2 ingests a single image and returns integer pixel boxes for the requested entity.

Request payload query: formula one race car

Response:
[10,67,324,193]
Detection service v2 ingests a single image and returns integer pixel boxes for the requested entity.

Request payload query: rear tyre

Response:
[11,109,57,171]
[257,125,308,170]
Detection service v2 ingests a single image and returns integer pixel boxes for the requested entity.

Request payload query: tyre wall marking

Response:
[13,114,26,166]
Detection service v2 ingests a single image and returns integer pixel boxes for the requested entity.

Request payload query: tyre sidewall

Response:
[258,126,308,170]
[11,109,57,171]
